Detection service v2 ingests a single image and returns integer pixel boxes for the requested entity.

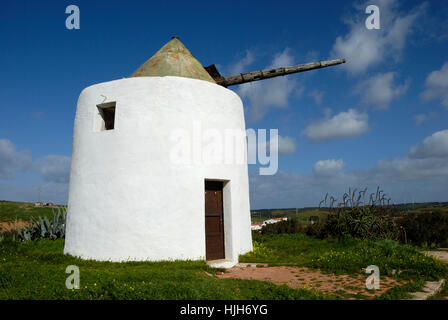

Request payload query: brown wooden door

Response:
[205,181,225,260]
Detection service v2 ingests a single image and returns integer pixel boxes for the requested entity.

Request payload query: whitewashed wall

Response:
[64,76,252,262]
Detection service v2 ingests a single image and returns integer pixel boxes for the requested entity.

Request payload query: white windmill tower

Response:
[64,36,345,265]
[64,37,253,265]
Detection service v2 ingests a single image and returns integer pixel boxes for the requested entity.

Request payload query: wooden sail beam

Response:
[205,58,346,87]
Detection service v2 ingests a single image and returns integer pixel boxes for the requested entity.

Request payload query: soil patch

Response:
[217,265,403,298]
[0,220,29,232]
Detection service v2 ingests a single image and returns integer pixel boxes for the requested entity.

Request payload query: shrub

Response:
[398,210,448,247]
[305,221,329,239]
[318,187,401,241]
[13,207,66,242]
[308,239,448,279]
[323,206,400,241]
[260,218,305,235]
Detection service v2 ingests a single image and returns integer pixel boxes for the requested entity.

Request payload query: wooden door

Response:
[205,181,225,260]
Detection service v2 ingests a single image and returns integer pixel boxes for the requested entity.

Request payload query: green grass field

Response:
[240,233,448,280]
[2,235,445,300]
[0,239,331,300]
[1,201,447,300]
[0,201,60,223]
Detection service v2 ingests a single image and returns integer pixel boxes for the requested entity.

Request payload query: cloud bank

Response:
[0,139,32,179]
[331,0,426,74]
[304,109,369,143]
[235,49,302,122]
[0,138,70,203]
[421,62,448,109]
[250,129,448,208]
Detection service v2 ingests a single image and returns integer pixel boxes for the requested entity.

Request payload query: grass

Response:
[240,233,448,299]
[0,239,332,300]
[1,201,446,300]
[1,234,446,300]
[0,201,58,223]
[240,233,448,281]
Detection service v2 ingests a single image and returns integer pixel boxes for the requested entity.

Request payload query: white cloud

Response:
[237,48,300,122]
[249,129,448,208]
[227,50,255,75]
[414,113,427,125]
[409,129,448,159]
[357,72,408,109]
[309,90,324,105]
[276,135,297,155]
[421,62,448,109]
[33,155,71,183]
[255,134,297,157]
[304,109,369,143]
[376,156,448,181]
[313,159,345,177]
[270,49,294,68]
[0,139,32,179]
[414,112,437,125]
[0,181,69,204]
[331,0,426,74]
[0,139,70,203]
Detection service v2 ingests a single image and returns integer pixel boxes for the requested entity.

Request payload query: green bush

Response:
[309,239,448,280]
[305,221,330,238]
[323,206,400,241]
[316,188,400,241]
[398,210,448,247]
[13,207,66,242]
[260,218,305,235]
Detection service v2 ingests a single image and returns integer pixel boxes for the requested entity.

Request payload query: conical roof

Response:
[129,37,215,83]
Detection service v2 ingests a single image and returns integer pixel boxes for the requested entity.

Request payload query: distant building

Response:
[34,202,54,207]
[263,217,288,225]
[251,217,288,231]
[251,224,263,231]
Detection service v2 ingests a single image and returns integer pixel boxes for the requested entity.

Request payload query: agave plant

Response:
[319,187,400,241]
[16,206,66,242]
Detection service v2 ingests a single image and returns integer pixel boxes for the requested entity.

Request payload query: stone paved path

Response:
[409,250,448,300]
[424,250,448,263]
[410,279,445,300]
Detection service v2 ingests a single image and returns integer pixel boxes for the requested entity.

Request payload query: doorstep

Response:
[206,259,237,269]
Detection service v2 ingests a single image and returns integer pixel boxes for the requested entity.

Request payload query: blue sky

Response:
[1,0,448,208]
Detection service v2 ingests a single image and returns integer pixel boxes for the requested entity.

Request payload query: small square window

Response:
[96,102,116,131]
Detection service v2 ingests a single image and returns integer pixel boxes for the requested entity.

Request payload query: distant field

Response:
[0,201,64,223]
[251,203,448,224]
[251,209,329,224]
[2,200,446,225]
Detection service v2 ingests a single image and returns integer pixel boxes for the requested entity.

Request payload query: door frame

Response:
[204,179,231,261]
